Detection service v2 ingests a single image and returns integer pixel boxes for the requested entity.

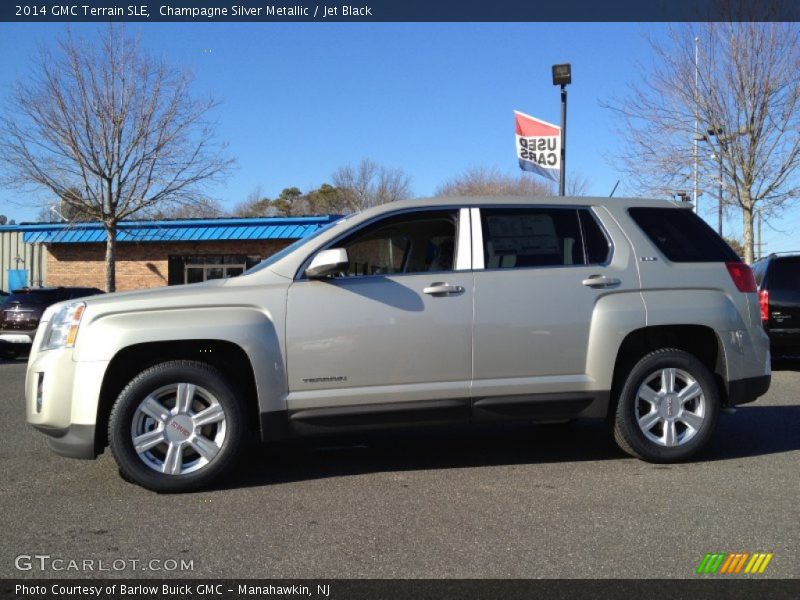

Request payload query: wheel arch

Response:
[95,339,260,454]
[608,324,728,419]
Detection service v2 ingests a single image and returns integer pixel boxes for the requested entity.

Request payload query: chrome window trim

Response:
[294,205,466,281]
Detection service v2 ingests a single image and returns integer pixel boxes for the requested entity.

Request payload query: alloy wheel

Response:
[130,383,227,475]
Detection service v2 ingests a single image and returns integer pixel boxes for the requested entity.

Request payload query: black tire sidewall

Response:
[616,350,720,462]
[109,361,244,493]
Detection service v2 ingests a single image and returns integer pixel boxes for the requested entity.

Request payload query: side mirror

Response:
[305,248,350,279]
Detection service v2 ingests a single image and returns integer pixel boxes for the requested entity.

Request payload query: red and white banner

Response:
[514,110,560,182]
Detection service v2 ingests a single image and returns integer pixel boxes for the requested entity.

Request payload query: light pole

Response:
[706,127,725,236]
[693,36,700,214]
[552,63,571,196]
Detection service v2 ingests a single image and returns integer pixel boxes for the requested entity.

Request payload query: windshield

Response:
[245,216,348,275]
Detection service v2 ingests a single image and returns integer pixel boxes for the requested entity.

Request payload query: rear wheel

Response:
[613,348,720,462]
[109,360,245,492]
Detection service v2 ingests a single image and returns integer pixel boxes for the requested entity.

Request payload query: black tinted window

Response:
[579,210,611,264]
[769,258,800,292]
[628,207,739,263]
[482,208,583,268]
[335,210,458,277]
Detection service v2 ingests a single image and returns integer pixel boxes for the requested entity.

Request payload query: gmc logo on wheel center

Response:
[170,421,190,437]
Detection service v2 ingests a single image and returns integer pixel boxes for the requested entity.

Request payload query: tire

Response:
[612,348,720,462]
[108,360,245,493]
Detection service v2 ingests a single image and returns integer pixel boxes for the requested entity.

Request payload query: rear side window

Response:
[628,207,739,263]
[768,258,800,292]
[579,210,611,264]
[482,207,591,268]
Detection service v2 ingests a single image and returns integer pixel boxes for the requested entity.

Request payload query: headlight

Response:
[41,302,86,350]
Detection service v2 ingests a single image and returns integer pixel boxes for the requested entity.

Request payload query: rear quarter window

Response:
[628,207,739,263]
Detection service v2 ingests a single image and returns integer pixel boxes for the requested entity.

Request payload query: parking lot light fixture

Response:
[552,63,571,196]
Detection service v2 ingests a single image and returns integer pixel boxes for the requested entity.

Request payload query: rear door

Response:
[470,205,639,419]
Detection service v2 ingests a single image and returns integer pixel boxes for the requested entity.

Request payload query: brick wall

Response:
[46,240,293,291]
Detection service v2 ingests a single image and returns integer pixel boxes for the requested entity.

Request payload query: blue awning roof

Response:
[1,216,341,245]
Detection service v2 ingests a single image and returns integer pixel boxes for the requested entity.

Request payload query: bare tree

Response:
[231,187,272,217]
[605,21,800,263]
[149,198,225,220]
[332,158,411,211]
[436,166,554,197]
[0,26,233,290]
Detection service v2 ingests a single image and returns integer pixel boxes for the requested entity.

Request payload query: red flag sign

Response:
[514,110,560,182]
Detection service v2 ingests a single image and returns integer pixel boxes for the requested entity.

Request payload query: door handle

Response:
[423,282,465,296]
[582,275,621,289]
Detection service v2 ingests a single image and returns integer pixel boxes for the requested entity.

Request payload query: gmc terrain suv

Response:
[753,252,800,357]
[25,197,771,492]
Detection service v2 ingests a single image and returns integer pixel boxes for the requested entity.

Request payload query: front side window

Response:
[333,210,458,277]
[481,207,587,269]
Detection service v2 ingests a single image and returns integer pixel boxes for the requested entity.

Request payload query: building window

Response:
[168,255,261,285]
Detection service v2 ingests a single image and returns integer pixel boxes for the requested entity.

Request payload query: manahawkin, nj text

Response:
[13,4,373,19]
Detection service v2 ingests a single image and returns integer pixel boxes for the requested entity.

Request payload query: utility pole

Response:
[693,36,699,214]
[757,210,763,261]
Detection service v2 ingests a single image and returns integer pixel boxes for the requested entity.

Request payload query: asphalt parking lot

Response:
[1,357,798,580]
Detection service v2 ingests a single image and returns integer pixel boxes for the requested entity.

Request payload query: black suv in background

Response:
[753,253,800,357]
[0,287,103,359]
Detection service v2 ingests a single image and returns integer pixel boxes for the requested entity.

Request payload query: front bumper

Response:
[0,329,35,345]
[25,346,109,460]
[32,423,97,459]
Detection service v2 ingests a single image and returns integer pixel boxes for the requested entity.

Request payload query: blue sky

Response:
[0,22,798,253]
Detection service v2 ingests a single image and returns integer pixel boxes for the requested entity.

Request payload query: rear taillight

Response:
[759,289,769,323]
[725,261,757,293]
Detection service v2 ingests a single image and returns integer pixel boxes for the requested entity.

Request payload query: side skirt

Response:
[259,392,610,442]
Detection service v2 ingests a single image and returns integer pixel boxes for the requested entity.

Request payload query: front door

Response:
[285,208,473,426]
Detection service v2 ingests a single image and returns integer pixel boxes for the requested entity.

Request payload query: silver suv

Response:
[25,197,771,492]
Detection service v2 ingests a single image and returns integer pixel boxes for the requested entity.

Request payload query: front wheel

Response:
[108,361,245,492]
[613,349,720,462]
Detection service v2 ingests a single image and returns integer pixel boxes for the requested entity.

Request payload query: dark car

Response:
[0,290,9,306]
[0,287,103,359]
[753,253,800,357]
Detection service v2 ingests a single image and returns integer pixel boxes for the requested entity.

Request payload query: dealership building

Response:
[0,215,338,292]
